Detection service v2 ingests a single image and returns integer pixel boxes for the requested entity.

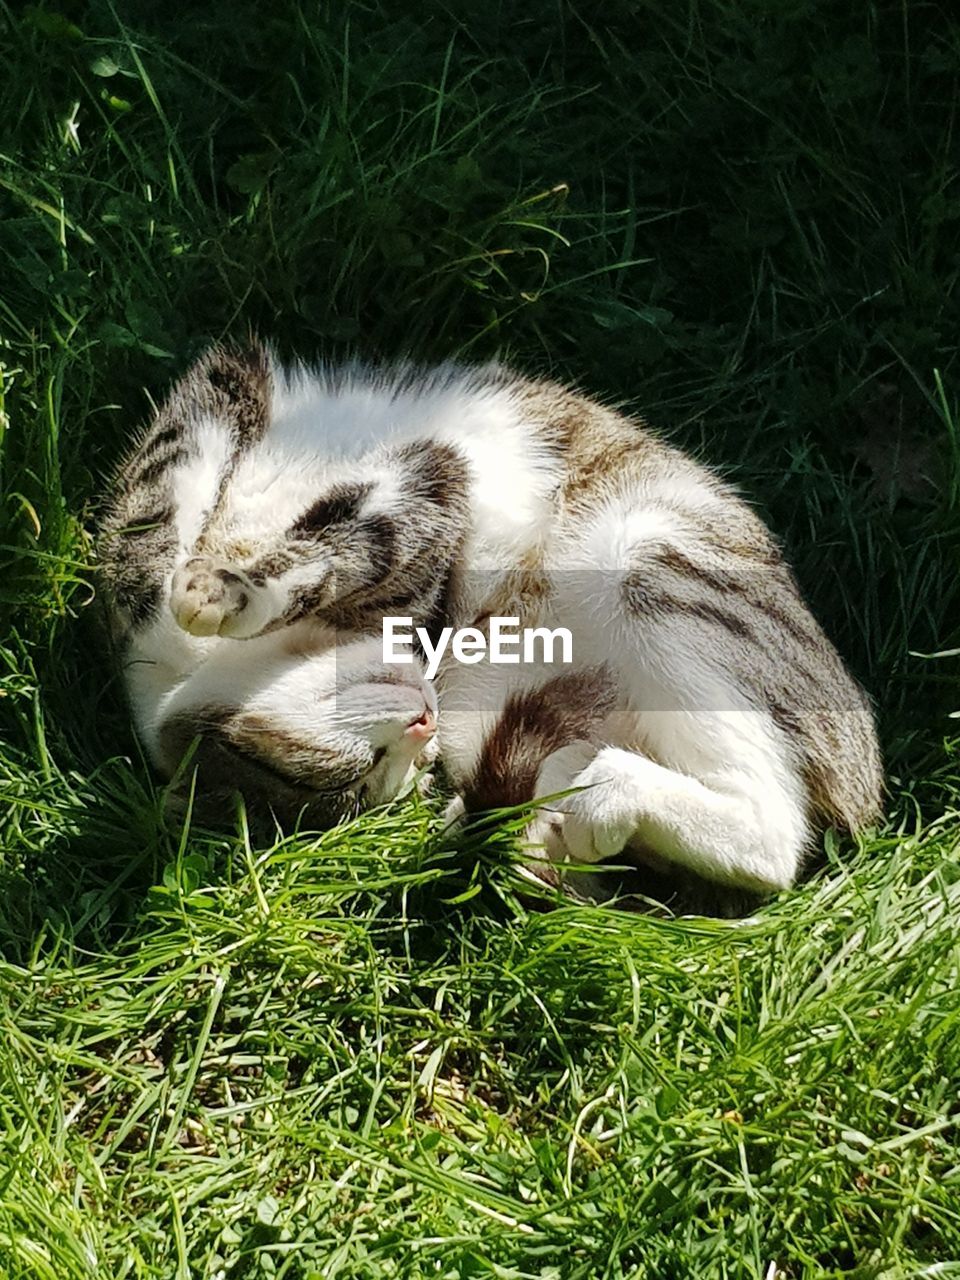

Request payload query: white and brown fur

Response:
[99,341,882,903]
[98,345,445,835]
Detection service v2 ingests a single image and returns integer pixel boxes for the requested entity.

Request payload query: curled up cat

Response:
[98,341,882,910]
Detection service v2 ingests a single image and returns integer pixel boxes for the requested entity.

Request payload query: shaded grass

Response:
[1,0,959,1275]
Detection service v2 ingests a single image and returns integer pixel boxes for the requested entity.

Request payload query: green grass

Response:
[1,1,959,1275]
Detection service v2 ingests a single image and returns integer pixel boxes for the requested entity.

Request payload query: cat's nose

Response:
[404,705,437,742]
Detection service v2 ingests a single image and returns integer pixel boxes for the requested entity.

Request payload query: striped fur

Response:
[98,341,882,903]
[435,377,882,899]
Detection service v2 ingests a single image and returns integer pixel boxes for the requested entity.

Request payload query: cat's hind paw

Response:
[532,744,636,864]
[557,809,635,863]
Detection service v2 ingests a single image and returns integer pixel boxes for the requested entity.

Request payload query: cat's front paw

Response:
[170,557,258,637]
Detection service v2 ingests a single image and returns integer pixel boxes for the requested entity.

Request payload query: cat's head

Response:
[153,631,437,835]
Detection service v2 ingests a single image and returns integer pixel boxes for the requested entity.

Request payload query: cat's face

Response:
[311,633,438,807]
[155,629,437,831]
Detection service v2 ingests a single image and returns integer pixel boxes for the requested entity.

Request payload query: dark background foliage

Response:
[3,0,958,740]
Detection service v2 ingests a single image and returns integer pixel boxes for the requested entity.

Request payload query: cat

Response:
[98,340,882,903]
[98,344,442,833]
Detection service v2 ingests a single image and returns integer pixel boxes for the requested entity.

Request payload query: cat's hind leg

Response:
[532,739,808,895]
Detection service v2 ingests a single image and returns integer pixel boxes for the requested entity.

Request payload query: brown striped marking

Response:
[622,571,755,642]
[201,343,273,448]
[462,667,616,812]
[292,483,373,537]
[128,447,189,493]
[194,342,274,545]
[158,705,372,834]
[394,440,471,512]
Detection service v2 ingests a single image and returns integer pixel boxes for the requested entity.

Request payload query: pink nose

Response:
[405,706,437,741]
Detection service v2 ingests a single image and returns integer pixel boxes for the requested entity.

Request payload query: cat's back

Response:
[475,371,884,836]
[266,357,525,456]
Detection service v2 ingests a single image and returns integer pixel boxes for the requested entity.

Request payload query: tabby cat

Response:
[99,341,882,902]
